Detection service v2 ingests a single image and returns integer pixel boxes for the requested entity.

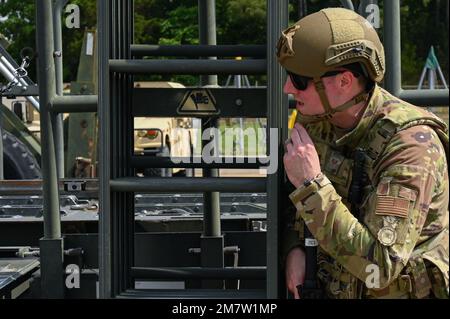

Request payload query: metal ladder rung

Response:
[130,156,269,169]
[110,177,266,193]
[51,95,98,113]
[132,87,267,117]
[109,59,266,75]
[130,44,266,57]
[131,267,266,280]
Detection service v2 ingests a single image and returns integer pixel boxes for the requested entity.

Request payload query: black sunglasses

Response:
[287,70,359,91]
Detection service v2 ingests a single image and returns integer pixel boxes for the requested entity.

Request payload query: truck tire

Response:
[2,130,41,179]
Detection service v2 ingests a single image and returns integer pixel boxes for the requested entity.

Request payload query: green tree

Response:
[0,0,96,83]
[217,0,266,45]
[0,0,36,79]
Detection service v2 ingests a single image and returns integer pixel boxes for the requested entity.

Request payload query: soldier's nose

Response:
[284,78,297,95]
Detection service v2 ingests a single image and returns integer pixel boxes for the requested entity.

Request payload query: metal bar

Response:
[131,267,266,280]
[340,0,355,10]
[266,0,288,299]
[98,0,112,299]
[110,177,266,193]
[132,87,267,118]
[130,156,268,168]
[0,46,40,109]
[0,59,40,109]
[398,89,449,106]
[199,0,218,86]
[111,0,121,296]
[202,171,220,238]
[53,0,67,178]
[436,63,448,89]
[109,59,266,75]
[383,0,402,95]
[52,95,98,113]
[198,0,224,290]
[103,0,135,296]
[124,0,135,294]
[36,0,62,242]
[36,0,64,299]
[115,0,123,296]
[0,178,99,197]
[298,0,307,18]
[0,42,37,86]
[131,44,266,57]
[2,84,39,96]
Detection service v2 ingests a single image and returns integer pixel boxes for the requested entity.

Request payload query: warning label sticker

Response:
[177,89,219,116]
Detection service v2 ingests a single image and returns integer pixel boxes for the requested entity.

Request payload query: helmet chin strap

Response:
[296,77,369,125]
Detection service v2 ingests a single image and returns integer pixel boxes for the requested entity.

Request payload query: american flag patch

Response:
[375,196,410,218]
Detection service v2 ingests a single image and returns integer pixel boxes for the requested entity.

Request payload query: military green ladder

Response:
[96,0,288,299]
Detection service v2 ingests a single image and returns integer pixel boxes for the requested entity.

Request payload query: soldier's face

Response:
[284,74,355,122]
[283,77,326,116]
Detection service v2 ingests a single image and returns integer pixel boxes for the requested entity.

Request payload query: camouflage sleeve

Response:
[289,125,448,289]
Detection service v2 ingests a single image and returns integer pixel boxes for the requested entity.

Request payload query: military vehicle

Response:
[0,41,42,180]
[133,81,196,177]
[0,0,448,301]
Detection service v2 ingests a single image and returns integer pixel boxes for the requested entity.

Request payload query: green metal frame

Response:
[35,0,64,298]
[198,0,223,290]
[34,0,100,298]
[97,0,288,299]
[266,0,289,299]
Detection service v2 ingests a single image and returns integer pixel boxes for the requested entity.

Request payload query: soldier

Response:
[277,8,449,299]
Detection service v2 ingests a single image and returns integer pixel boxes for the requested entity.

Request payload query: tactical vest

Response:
[301,92,449,299]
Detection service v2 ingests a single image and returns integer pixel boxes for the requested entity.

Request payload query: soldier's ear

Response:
[339,71,354,91]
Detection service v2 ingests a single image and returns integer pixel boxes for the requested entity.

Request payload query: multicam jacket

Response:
[284,84,449,299]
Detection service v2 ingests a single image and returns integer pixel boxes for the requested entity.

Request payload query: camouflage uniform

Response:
[284,84,449,298]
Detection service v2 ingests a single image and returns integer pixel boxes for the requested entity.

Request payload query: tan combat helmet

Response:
[277,7,385,124]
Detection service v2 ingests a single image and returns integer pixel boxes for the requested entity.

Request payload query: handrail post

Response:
[36,0,64,299]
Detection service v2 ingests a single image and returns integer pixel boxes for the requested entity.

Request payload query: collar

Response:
[334,84,383,148]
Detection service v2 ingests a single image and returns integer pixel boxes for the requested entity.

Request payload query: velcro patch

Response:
[375,196,410,218]
[398,186,417,201]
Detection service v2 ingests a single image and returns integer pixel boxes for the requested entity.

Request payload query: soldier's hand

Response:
[285,247,306,299]
[284,123,321,188]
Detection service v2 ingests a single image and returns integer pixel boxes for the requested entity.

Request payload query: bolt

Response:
[235,98,243,107]
[53,51,62,57]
